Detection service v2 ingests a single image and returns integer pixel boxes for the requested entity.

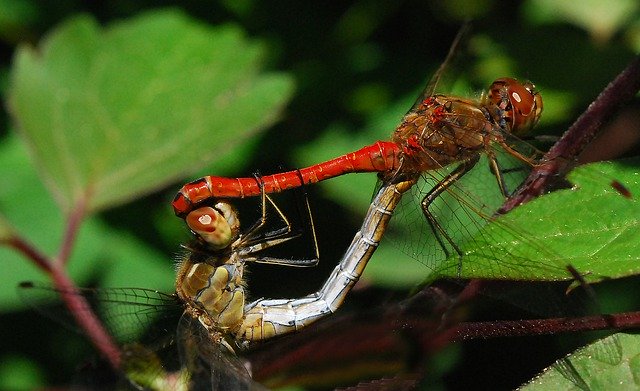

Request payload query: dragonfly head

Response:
[487,77,543,137]
[186,202,240,250]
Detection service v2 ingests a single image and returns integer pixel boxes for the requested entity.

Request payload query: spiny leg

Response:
[421,155,480,276]
[486,148,510,198]
[240,175,290,245]
[241,171,319,267]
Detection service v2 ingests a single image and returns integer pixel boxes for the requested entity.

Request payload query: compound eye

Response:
[508,81,543,135]
[186,205,237,250]
[488,78,543,136]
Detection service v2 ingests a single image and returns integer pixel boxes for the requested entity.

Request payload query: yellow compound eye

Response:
[186,206,234,250]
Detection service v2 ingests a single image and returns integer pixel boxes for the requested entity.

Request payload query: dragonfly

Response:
[20,178,421,390]
[172,76,541,216]
[170,28,569,281]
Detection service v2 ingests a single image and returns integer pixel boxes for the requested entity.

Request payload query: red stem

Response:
[449,311,640,341]
[56,196,87,267]
[3,195,121,370]
[4,235,52,273]
[52,197,121,368]
[500,54,640,213]
[50,267,122,369]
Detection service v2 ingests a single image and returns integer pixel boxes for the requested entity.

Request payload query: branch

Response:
[49,268,122,369]
[500,54,640,214]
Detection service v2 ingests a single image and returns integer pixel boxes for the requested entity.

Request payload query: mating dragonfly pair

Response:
[23,35,553,389]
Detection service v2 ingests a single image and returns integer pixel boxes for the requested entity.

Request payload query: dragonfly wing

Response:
[18,281,182,344]
[18,282,182,343]
[18,282,190,389]
[176,315,268,391]
[408,23,472,112]
[384,148,598,318]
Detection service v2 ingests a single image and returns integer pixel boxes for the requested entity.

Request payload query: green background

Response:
[0,0,639,389]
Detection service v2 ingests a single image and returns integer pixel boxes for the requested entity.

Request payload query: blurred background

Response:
[0,0,639,389]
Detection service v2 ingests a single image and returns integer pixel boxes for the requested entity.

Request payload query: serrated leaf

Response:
[8,10,294,214]
[443,160,640,281]
[521,333,640,390]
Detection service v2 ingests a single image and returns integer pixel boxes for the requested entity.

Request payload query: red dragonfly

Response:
[172,29,552,278]
[173,76,541,214]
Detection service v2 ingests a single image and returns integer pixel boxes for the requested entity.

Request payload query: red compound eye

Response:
[488,77,543,136]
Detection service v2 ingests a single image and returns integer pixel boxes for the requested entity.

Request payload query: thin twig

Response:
[449,310,640,341]
[50,266,122,369]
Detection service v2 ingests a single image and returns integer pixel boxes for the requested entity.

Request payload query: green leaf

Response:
[8,10,294,214]
[523,0,638,43]
[522,333,640,390]
[440,160,640,281]
[0,354,45,390]
[0,134,174,311]
[0,215,12,242]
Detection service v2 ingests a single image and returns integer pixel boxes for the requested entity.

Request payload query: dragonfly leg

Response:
[239,175,288,243]
[486,148,510,197]
[238,171,320,267]
[421,155,480,276]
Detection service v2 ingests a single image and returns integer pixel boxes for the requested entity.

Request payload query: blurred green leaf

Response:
[0,134,174,311]
[444,160,640,281]
[523,0,639,43]
[8,10,294,214]
[532,87,578,126]
[522,333,640,390]
[0,354,45,390]
[0,215,12,241]
[0,0,39,43]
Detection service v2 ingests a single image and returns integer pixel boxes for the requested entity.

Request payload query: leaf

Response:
[0,0,39,43]
[448,160,640,281]
[523,0,638,43]
[0,134,174,311]
[0,354,45,390]
[0,215,13,242]
[8,10,294,214]
[521,333,640,390]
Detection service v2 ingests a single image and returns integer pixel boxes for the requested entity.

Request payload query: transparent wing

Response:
[381,139,601,319]
[18,282,193,389]
[18,281,182,344]
[409,22,472,112]
[177,315,268,391]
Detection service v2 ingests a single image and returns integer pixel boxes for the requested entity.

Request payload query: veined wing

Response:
[18,282,182,344]
[176,315,268,391]
[387,140,573,281]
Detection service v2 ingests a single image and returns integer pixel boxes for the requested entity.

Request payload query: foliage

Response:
[0,1,638,390]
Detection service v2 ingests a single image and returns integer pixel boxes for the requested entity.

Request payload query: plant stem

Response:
[50,266,122,369]
[449,311,640,341]
[56,196,87,267]
[4,235,52,273]
[500,54,640,214]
